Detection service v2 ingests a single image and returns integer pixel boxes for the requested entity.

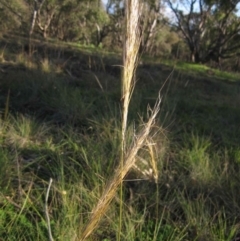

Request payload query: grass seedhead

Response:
[41,58,51,73]
[6,114,49,148]
[121,0,142,144]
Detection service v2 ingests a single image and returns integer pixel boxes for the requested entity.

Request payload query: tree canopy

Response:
[167,0,240,64]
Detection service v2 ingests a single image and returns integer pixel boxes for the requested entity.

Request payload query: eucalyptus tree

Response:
[167,0,240,64]
[166,0,212,62]
[139,0,165,52]
[51,0,109,43]
[0,0,29,34]
[25,0,108,42]
[203,0,240,65]
[28,0,59,38]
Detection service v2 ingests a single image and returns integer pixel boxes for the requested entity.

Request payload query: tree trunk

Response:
[29,0,38,36]
[43,29,47,38]
[191,52,196,62]
[144,18,157,52]
[190,47,200,63]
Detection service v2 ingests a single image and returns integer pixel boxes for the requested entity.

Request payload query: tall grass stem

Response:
[120,1,142,239]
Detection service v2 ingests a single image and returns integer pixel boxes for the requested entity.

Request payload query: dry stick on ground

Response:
[45,178,54,241]
[79,94,161,241]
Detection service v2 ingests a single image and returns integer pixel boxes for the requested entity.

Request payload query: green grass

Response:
[162,59,240,82]
[0,37,240,240]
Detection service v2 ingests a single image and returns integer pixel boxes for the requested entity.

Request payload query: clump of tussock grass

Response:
[177,133,238,192]
[5,114,49,149]
[15,52,36,69]
[40,58,51,73]
[180,134,215,185]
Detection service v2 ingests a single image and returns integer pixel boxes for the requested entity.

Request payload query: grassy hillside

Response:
[0,35,240,241]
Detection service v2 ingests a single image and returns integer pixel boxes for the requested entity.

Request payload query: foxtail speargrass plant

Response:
[79,1,162,240]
